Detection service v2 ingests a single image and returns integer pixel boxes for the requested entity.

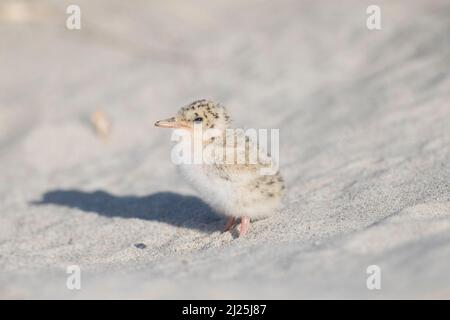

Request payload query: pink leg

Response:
[223,216,236,232]
[239,216,251,236]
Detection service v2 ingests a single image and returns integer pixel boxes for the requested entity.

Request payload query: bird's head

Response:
[155,99,231,132]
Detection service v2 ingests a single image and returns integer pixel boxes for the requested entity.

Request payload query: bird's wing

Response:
[211,130,278,175]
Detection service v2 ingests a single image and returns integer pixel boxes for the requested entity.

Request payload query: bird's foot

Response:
[223,216,236,232]
[239,216,251,236]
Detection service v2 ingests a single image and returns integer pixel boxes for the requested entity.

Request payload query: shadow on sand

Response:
[33,190,222,232]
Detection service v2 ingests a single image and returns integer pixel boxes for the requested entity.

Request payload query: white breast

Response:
[172,132,280,219]
[177,164,236,216]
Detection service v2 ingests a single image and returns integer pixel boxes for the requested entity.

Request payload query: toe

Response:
[238,217,251,236]
[223,216,236,232]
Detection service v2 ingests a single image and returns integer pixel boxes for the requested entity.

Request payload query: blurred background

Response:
[1,0,450,299]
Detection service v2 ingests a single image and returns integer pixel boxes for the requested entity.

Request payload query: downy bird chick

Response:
[155,99,285,236]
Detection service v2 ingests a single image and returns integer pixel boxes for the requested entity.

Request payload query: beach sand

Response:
[0,0,449,299]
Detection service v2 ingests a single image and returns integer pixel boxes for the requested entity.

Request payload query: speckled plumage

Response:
[155,99,285,236]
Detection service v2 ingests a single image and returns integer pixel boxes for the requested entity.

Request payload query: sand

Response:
[0,0,449,299]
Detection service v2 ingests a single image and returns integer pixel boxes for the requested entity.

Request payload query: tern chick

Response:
[155,99,285,236]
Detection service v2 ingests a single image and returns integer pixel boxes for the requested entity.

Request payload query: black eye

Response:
[194,117,203,123]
